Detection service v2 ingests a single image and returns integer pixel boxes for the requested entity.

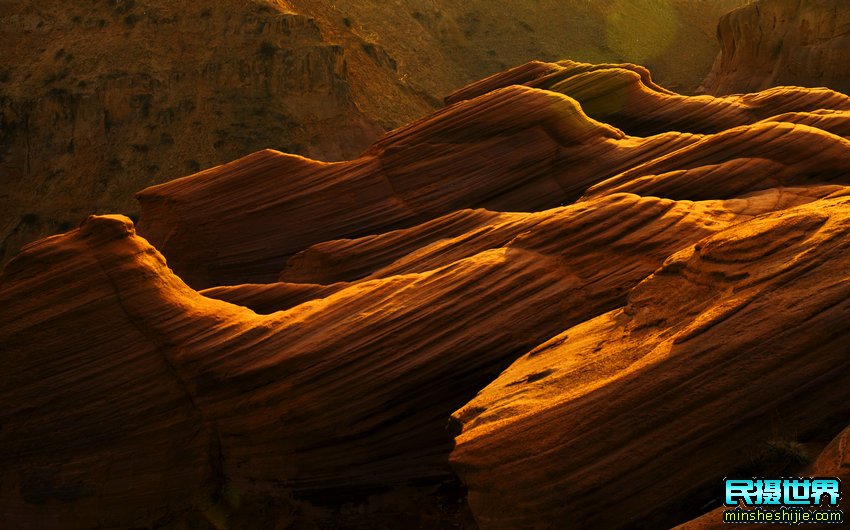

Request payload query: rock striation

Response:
[4,58,850,529]
[450,195,850,528]
[137,62,850,288]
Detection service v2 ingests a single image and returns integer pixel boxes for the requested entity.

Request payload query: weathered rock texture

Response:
[701,0,850,95]
[451,195,850,528]
[136,61,850,288]
[3,60,850,529]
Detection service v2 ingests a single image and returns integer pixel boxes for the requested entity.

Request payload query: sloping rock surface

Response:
[4,60,850,529]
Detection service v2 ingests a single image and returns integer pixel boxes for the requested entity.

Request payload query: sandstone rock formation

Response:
[135,84,696,287]
[447,60,850,136]
[450,195,850,528]
[136,61,850,288]
[701,0,850,96]
[4,59,850,529]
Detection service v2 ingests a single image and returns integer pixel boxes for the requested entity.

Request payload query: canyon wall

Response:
[702,0,850,95]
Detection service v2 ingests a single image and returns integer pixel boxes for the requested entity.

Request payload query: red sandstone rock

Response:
[5,58,850,529]
[701,0,850,96]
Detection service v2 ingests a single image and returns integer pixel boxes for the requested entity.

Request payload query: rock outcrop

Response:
[136,84,696,287]
[5,192,844,529]
[4,59,850,529]
[450,195,850,528]
[136,62,850,288]
[0,191,770,528]
[701,0,850,95]
[447,60,850,136]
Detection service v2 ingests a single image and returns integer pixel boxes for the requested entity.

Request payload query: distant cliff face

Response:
[0,0,431,263]
[291,0,752,98]
[701,0,850,95]
[0,0,749,263]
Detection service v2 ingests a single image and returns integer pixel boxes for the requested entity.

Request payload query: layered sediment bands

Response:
[137,71,850,289]
[0,216,226,529]
[200,281,347,314]
[584,122,850,201]
[1,187,822,528]
[284,186,842,289]
[447,60,850,136]
[450,196,850,529]
[7,57,850,529]
[444,61,568,105]
[137,85,700,288]
[702,0,850,96]
[279,208,508,284]
[761,110,850,139]
[444,60,674,105]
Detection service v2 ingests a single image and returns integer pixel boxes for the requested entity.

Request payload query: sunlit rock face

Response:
[702,0,850,95]
[4,57,850,529]
[137,60,850,288]
[450,196,850,528]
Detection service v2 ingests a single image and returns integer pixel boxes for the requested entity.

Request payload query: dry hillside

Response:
[1,0,750,263]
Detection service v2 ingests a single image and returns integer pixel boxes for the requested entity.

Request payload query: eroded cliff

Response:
[701,0,850,95]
